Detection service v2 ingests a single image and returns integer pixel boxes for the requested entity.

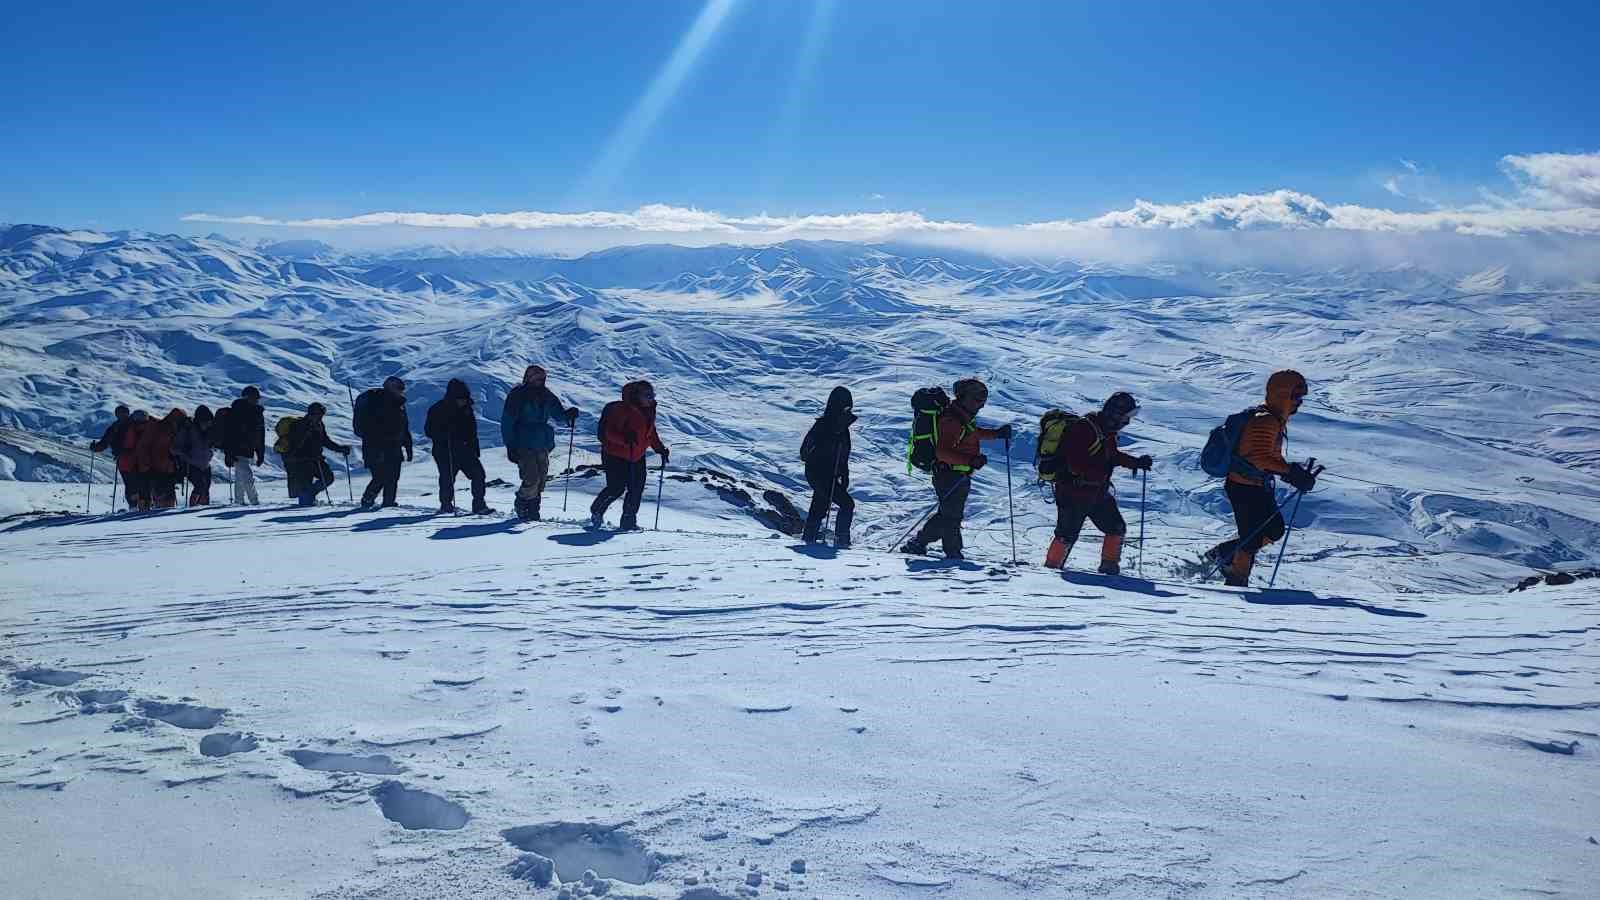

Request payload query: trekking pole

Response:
[1004,436,1017,565]
[561,421,575,512]
[653,456,666,530]
[822,445,843,544]
[1267,490,1304,591]
[887,473,971,552]
[343,452,353,504]
[85,449,95,514]
[1200,491,1298,582]
[1138,469,1148,578]
[111,467,120,515]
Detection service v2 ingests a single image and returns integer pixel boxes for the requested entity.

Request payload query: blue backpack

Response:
[1199,407,1261,478]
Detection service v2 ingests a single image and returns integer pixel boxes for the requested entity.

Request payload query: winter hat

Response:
[384,376,406,393]
[1101,391,1139,427]
[306,402,327,417]
[445,378,471,401]
[953,378,988,403]
[193,405,213,424]
[241,386,261,400]
[1265,370,1308,417]
[114,404,130,417]
[824,386,854,418]
[627,380,656,404]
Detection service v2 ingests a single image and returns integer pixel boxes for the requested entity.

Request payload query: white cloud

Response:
[1500,151,1600,209]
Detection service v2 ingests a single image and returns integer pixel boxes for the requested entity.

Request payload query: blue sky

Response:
[4,0,1598,242]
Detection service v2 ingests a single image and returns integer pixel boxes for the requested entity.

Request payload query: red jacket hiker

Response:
[1055,413,1140,505]
[133,410,183,474]
[600,381,668,463]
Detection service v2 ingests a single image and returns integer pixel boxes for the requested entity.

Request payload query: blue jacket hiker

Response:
[500,364,579,522]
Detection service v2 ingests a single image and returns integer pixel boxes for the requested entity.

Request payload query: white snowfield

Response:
[1,226,1598,897]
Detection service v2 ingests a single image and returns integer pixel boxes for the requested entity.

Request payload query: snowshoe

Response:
[1098,560,1121,577]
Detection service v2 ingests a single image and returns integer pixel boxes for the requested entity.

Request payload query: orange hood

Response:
[1265,370,1307,419]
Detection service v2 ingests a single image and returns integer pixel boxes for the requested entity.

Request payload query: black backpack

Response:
[597,400,622,442]
[352,389,383,440]
[906,387,950,473]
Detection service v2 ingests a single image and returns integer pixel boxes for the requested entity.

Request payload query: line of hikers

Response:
[88,367,1321,587]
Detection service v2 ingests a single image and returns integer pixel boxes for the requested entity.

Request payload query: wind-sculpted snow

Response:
[0,502,1595,897]
[2,223,1598,594]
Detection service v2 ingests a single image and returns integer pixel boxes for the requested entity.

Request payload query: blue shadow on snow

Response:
[1058,570,1184,598]
[789,543,838,560]
[1243,589,1425,619]
[265,508,365,525]
[548,530,617,547]
[351,513,439,533]
[904,558,985,574]
[431,520,522,540]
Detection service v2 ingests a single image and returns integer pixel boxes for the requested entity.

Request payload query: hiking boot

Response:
[472,502,495,516]
[439,503,457,514]
[589,510,604,529]
[834,536,851,550]
[944,551,965,562]
[1097,559,1121,577]
[900,542,928,556]
[618,518,641,532]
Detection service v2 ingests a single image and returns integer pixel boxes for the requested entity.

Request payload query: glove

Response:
[971,454,988,472]
[659,447,671,465]
[405,447,414,463]
[90,441,104,453]
[998,424,1014,442]
[1284,462,1317,492]
[565,408,579,426]
[338,444,352,455]
[506,447,520,464]
[1134,455,1153,471]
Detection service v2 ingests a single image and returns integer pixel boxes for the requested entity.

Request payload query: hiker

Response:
[501,365,579,521]
[282,403,351,507]
[117,410,152,510]
[173,405,216,506]
[799,386,857,547]
[426,379,493,515]
[90,405,135,506]
[590,380,669,531]
[223,386,266,505]
[1209,370,1318,586]
[132,409,183,509]
[901,379,1012,561]
[1042,392,1152,576]
[354,376,413,508]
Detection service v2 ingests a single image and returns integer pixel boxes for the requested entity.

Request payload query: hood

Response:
[193,405,213,425]
[1265,370,1307,419]
[623,380,655,406]
[445,378,472,402]
[824,386,854,418]
[164,408,187,425]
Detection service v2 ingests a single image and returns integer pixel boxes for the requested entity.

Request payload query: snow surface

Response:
[2,226,1599,897]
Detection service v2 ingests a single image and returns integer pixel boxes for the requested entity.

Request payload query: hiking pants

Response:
[187,463,212,505]
[1226,480,1284,554]
[591,454,647,527]
[436,455,487,509]
[515,450,551,504]
[119,466,138,508]
[1054,491,1126,549]
[913,468,971,556]
[362,445,405,507]
[233,457,259,505]
[803,471,854,543]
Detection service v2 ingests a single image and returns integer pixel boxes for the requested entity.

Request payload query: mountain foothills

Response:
[1,222,1598,590]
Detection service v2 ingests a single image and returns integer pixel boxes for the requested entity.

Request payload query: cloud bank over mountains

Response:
[180,151,1600,273]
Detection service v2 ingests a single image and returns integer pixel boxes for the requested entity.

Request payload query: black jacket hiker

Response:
[424,379,487,513]
[799,386,857,546]
[356,379,413,508]
[284,409,349,504]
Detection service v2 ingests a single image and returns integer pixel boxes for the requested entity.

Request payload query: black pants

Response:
[118,467,139,507]
[591,454,647,526]
[803,470,854,542]
[435,455,486,509]
[187,464,212,504]
[1054,490,1125,548]
[287,458,334,501]
[913,468,971,555]
[362,445,405,506]
[1226,480,1285,554]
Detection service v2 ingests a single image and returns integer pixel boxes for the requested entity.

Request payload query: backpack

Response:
[597,400,622,443]
[1200,407,1261,478]
[906,387,950,474]
[273,416,300,455]
[1035,410,1081,483]
[352,389,381,440]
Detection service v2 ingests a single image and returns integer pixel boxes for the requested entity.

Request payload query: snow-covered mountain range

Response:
[2,223,1598,590]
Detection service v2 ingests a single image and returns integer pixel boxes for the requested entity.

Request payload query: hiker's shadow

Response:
[1059,570,1183,598]
[905,558,984,574]
[790,543,838,560]
[266,508,364,525]
[431,520,521,540]
[548,530,616,547]
[1245,589,1425,618]
[351,513,438,533]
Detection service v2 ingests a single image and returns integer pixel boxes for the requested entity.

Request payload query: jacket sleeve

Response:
[934,416,975,467]
[1238,414,1290,475]
[253,411,266,454]
[423,403,443,443]
[401,410,414,450]
[543,391,567,425]
[500,390,520,449]
[320,426,342,453]
[1109,433,1139,470]
[648,420,667,455]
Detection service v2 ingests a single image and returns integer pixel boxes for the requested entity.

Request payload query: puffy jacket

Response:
[500,383,568,454]
[426,379,482,462]
[357,389,413,451]
[284,417,347,463]
[599,381,667,463]
[1056,412,1139,504]
[92,418,130,458]
[1228,370,1305,487]
[934,402,1003,472]
[117,417,149,474]
[224,398,266,459]
[133,410,183,474]
[173,419,213,468]
[801,386,855,486]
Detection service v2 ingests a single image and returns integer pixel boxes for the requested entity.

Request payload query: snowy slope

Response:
[2,478,1597,899]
